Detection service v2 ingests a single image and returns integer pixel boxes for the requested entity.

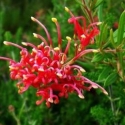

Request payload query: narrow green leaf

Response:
[91,53,104,62]
[104,72,118,86]
[95,0,104,9]
[110,29,116,47]
[97,0,103,22]
[116,10,125,79]
[89,0,97,10]
[112,28,125,45]
[4,31,13,41]
[15,27,23,42]
[98,66,112,82]
[100,24,109,48]
[76,61,94,70]
[121,2,125,9]
[117,10,125,46]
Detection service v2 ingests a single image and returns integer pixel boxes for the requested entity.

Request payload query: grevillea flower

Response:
[65,7,100,49]
[0,9,108,107]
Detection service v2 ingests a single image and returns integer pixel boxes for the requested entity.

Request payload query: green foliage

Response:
[91,105,113,125]
[117,10,125,46]
[91,53,105,62]
[98,66,112,82]
[104,71,118,86]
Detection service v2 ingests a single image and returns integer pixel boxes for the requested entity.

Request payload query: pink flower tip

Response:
[104,91,108,95]
[65,7,69,12]
[78,94,84,99]
[4,41,9,45]
[31,16,36,21]
[33,33,38,38]
[48,98,54,103]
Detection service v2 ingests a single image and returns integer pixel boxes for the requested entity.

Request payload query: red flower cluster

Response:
[0,8,107,107]
[65,7,100,49]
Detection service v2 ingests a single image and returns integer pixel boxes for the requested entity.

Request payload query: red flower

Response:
[65,7,100,49]
[0,14,107,107]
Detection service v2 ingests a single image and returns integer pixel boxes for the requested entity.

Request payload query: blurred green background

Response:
[0,0,125,125]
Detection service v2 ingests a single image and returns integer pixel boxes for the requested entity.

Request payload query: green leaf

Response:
[116,11,125,79]
[99,23,109,47]
[117,10,125,46]
[109,29,116,47]
[89,0,97,10]
[98,66,112,82]
[95,0,104,9]
[112,28,125,46]
[97,0,103,22]
[104,72,118,86]
[4,31,13,41]
[91,53,104,62]
[15,27,23,42]
[76,61,95,70]
[121,2,125,9]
